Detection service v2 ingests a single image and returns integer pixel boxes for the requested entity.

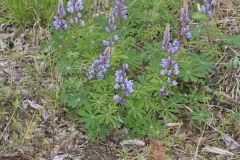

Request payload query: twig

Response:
[193,124,206,160]
[207,124,240,147]
[0,105,18,140]
[229,47,240,56]
[220,91,240,107]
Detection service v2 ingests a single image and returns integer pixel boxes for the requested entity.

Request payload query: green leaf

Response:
[78,107,99,129]
[191,107,212,124]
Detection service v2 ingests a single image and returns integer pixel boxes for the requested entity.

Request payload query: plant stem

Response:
[206,17,212,48]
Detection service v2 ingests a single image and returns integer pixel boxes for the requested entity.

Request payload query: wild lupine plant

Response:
[53,1,68,31]
[160,25,180,97]
[180,1,192,40]
[114,64,134,105]
[67,0,84,26]
[54,0,216,140]
[112,0,128,20]
[102,12,119,47]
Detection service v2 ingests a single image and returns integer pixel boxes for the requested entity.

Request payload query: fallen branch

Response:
[202,146,234,156]
[219,91,240,107]
[193,124,206,160]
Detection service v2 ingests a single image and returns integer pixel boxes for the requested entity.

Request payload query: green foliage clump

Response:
[50,0,227,141]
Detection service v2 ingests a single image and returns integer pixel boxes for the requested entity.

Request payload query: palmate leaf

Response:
[59,78,89,108]
[148,56,162,73]
[86,125,109,141]
[78,106,99,129]
[191,53,214,74]
[126,100,146,119]
[75,22,104,52]
[124,115,148,137]
[97,107,121,128]
[134,76,159,110]
[179,61,203,83]
[186,90,210,106]
[123,49,144,70]
[143,42,162,60]
[157,95,184,121]
[90,79,114,108]
[62,90,89,109]
[157,100,179,121]
[124,115,164,139]
[57,52,82,75]
[191,107,212,124]
[179,52,214,83]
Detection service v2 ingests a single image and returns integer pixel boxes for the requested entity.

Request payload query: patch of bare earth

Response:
[0,24,118,160]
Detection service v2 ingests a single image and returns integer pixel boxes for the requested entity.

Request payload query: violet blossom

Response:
[88,48,111,80]
[114,64,134,106]
[160,25,180,97]
[103,12,119,47]
[112,0,128,20]
[67,0,84,26]
[180,2,192,39]
[202,0,215,18]
[53,1,68,31]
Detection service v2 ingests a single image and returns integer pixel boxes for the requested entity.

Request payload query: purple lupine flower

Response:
[122,63,128,70]
[160,87,169,97]
[113,35,120,41]
[180,1,192,40]
[173,63,179,75]
[103,12,119,47]
[114,64,133,105]
[102,40,112,47]
[160,25,180,97]
[202,0,215,18]
[161,58,179,77]
[112,0,128,20]
[53,1,68,31]
[67,0,84,26]
[67,0,83,13]
[172,80,178,86]
[162,25,170,51]
[167,41,180,55]
[113,95,125,106]
[88,48,111,80]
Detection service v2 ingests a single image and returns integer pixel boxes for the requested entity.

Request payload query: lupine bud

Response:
[162,24,170,51]
[88,48,111,80]
[53,1,68,31]
[202,0,215,18]
[122,63,128,70]
[172,80,178,86]
[114,64,133,105]
[103,12,119,47]
[67,0,84,26]
[160,87,169,97]
[113,35,120,41]
[67,0,83,13]
[173,63,179,75]
[112,0,128,20]
[180,1,192,40]
[102,40,111,47]
[113,95,125,106]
